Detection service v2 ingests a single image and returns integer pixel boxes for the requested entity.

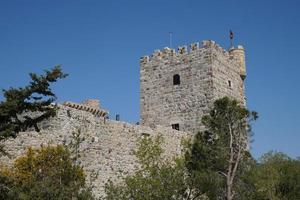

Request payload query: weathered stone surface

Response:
[0,105,189,197]
[140,40,246,133]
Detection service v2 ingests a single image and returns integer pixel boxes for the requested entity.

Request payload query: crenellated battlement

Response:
[63,99,108,117]
[140,40,234,64]
[0,100,188,198]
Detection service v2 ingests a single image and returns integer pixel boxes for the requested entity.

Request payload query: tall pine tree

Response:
[0,66,67,141]
[185,97,258,200]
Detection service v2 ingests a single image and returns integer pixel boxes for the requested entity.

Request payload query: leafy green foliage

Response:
[0,145,95,200]
[134,134,164,170]
[248,151,300,200]
[65,129,86,165]
[0,170,14,200]
[185,97,257,200]
[0,66,67,141]
[103,97,300,200]
[104,97,260,200]
[184,133,226,199]
[104,135,209,200]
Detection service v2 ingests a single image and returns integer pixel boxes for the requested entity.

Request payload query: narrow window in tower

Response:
[228,80,232,88]
[172,123,180,131]
[173,74,180,85]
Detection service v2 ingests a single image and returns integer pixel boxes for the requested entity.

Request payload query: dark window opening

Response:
[172,123,180,131]
[173,74,180,85]
[228,80,232,88]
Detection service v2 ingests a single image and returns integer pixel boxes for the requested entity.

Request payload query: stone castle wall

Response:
[0,105,189,197]
[209,42,246,104]
[0,39,247,198]
[140,40,246,133]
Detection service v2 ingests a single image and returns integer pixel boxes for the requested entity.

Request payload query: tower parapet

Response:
[140,40,233,65]
[140,40,247,133]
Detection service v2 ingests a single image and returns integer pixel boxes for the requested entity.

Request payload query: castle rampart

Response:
[0,101,189,198]
[0,39,248,198]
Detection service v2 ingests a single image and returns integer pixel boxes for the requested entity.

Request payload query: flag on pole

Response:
[230,30,234,40]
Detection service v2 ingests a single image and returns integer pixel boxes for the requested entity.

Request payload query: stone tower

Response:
[140,40,247,133]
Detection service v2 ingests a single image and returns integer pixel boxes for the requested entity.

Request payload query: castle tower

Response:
[140,40,247,133]
[229,45,246,80]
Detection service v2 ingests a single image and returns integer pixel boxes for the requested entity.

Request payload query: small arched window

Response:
[228,80,232,88]
[173,74,180,85]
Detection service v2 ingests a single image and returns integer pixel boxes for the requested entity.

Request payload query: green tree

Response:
[0,66,67,143]
[0,169,14,200]
[248,151,300,200]
[0,145,95,200]
[104,135,208,200]
[185,97,258,200]
[66,129,86,165]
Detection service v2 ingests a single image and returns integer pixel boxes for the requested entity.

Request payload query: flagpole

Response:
[169,32,173,48]
[230,30,234,48]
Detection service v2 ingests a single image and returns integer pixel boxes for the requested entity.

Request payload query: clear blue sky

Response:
[0,0,299,159]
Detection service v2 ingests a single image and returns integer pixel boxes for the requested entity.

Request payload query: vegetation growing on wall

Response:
[104,97,300,200]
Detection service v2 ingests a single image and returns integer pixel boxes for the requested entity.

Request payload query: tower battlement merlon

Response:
[140,40,236,64]
[63,99,109,118]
